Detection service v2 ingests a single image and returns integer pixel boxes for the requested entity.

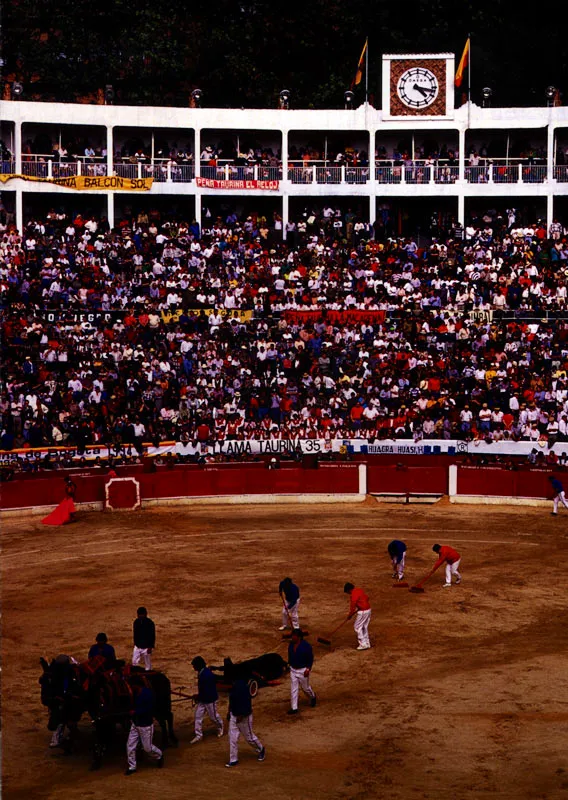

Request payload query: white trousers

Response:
[391,553,406,577]
[445,559,462,584]
[553,492,568,513]
[282,599,300,628]
[290,667,315,710]
[354,609,371,647]
[132,646,152,670]
[228,713,263,763]
[194,701,223,737]
[50,724,64,747]
[126,723,162,770]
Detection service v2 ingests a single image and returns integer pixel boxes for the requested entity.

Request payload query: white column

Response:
[458,129,466,182]
[107,193,115,230]
[281,130,288,182]
[368,128,376,227]
[547,125,554,183]
[358,463,367,495]
[16,190,23,233]
[106,127,113,176]
[448,464,458,499]
[547,193,554,233]
[194,194,202,231]
[194,128,201,178]
[77,159,82,176]
[282,194,288,241]
[369,130,375,182]
[15,122,22,174]
[458,194,465,227]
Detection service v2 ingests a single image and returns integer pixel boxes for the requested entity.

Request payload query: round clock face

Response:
[397,67,439,109]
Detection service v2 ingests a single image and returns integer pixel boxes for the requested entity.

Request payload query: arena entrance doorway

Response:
[375,197,458,240]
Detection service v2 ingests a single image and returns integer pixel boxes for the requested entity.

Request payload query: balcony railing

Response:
[466,159,548,184]
[287,162,369,184]
[4,150,567,187]
[21,161,49,178]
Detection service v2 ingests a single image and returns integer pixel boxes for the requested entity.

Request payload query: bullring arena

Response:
[3,498,568,800]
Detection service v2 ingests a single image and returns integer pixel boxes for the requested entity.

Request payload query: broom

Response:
[280,603,309,638]
[409,567,436,594]
[317,617,350,646]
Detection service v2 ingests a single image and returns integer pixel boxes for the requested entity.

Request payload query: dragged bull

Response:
[39,655,177,769]
[211,652,289,693]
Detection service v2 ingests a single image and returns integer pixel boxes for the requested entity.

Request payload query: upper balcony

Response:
[1,104,568,189]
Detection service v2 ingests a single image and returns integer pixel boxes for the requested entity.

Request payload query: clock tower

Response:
[382,53,455,118]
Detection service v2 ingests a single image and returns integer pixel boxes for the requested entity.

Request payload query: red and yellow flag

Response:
[354,39,368,86]
[455,38,470,88]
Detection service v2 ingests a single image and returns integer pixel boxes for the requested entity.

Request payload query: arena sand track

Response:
[2,502,568,800]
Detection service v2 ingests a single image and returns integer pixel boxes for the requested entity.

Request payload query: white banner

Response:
[0,437,560,466]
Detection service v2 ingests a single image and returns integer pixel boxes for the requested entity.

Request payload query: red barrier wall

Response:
[456,467,554,499]
[0,464,359,510]
[367,466,448,495]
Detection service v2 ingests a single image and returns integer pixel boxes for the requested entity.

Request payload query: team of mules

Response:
[39,650,288,769]
[39,654,177,770]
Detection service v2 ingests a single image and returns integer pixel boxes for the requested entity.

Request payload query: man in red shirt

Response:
[431,544,462,588]
[344,583,371,650]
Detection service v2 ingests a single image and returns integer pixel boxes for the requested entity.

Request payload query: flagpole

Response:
[467,33,471,104]
[365,38,369,104]
[467,33,471,128]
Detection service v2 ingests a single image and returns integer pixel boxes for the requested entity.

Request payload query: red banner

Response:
[284,309,386,324]
[196,177,280,190]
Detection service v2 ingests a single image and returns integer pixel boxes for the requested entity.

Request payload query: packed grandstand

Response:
[1,203,568,471]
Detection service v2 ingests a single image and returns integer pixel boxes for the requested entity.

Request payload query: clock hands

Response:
[413,83,431,98]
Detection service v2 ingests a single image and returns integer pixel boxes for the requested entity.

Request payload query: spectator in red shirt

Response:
[343,583,371,650]
[431,544,462,588]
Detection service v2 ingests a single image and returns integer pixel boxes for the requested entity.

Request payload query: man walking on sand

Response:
[549,476,568,515]
[132,606,155,671]
[190,655,224,743]
[287,629,316,715]
[225,675,265,768]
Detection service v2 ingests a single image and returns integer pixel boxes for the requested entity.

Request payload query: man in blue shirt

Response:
[279,577,300,631]
[225,677,265,768]
[387,539,407,581]
[287,629,316,715]
[549,476,568,515]
[190,656,224,743]
[88,633,116,667]
[125,686,164,775]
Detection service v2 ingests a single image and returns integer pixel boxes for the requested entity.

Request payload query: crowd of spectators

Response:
[1,203,568,471]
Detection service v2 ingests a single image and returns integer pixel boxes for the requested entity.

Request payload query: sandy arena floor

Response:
[2,500,568,800]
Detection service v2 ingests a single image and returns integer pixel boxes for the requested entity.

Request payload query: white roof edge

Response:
[383,53,456,59]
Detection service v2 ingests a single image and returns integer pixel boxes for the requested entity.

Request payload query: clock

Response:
[397,67,439,109]
[384,55,453,117]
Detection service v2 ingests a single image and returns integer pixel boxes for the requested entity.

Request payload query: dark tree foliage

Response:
[3,0,567,107]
